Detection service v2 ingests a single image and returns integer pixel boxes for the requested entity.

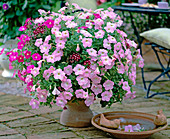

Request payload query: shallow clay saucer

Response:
[91,111,168,139]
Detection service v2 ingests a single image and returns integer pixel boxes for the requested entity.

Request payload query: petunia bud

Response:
[52,86,60,95]
[76,44,80,51]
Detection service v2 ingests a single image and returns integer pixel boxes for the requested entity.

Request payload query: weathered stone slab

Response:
[0,134,26,139]
[0,111,35,122]
[0,94,30,106]
[148,132,169,139]
[0,124,18,136]
[15,122,67,135]
[75,129,112,138]
[7,117,50,128]
[29,105,61,115]
[0,106,18,115]
[27,132,79,139]
[40,111,61,121]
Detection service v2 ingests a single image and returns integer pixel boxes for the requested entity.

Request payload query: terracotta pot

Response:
[60,100,93,127]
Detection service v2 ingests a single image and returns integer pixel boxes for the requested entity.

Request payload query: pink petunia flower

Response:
[31,67,40,77]
[91,74,101,84]
[17,41,25,50]
[63,91,73,100]
[103,39,111,50]
[122,81,130,92]
[87,48,97,57]
[37,90,47,102]
[124,125,134,132]
[27,65,35,73]
[82,38,92,48]
[29,99,40,109]
[53,69,65,81]
[32,53,42,61]
[56,95,67,108]
[91,83,102,95]
[64,65,73,75]
[101,91,112,101]
[94,30,105,39]
[85,93,95,106]
[44,19,54,28]
[103,80,114,90]
[75,89,85,98]
[101,56,112,66]
[35,38,43,47]
[40,44,51,53]
[61,79,72,90]
[17,55,24,63]
[73,64,85,75]
[76,75,89,86]
[24,50,31,59]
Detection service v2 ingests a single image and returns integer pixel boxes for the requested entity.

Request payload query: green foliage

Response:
[0,0,60,41]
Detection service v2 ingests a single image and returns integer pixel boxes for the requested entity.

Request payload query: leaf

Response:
[22,0,28,10]
[16,10,23,16]
[42,5,51,10]
[5,13,15,19]
[3,24,8,30]
[12,0,18,5]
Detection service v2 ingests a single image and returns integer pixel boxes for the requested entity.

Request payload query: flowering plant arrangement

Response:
[1,3,144,109]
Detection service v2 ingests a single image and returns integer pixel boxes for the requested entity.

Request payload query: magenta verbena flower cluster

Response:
[3,3,144,109]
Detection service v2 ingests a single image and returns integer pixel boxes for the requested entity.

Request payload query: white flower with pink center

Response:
[53,69,65,80]
[103,39,111,50]
[101,56,112,65]
[73,64,85,75]
[98,49,108,57]
[35,38,43,47]
[63,91,73,100]
[64,65,72,75]
[75,89,85,98]
[108,35,117,43]
[61,79,72,90]
[122,81,130,92]
[91,83,102,95]
[40,44,51,53]
[103,80,114,90]
[101,91,112,101]
[82,38,92,48]
[95,30,105,39]
[87,48,97,57]
[76,75,89,86]
[91,74,101,84]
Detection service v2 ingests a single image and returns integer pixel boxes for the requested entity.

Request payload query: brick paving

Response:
[0,66,170,138]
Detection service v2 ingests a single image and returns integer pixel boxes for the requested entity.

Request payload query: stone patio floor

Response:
[0,65,170,139]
